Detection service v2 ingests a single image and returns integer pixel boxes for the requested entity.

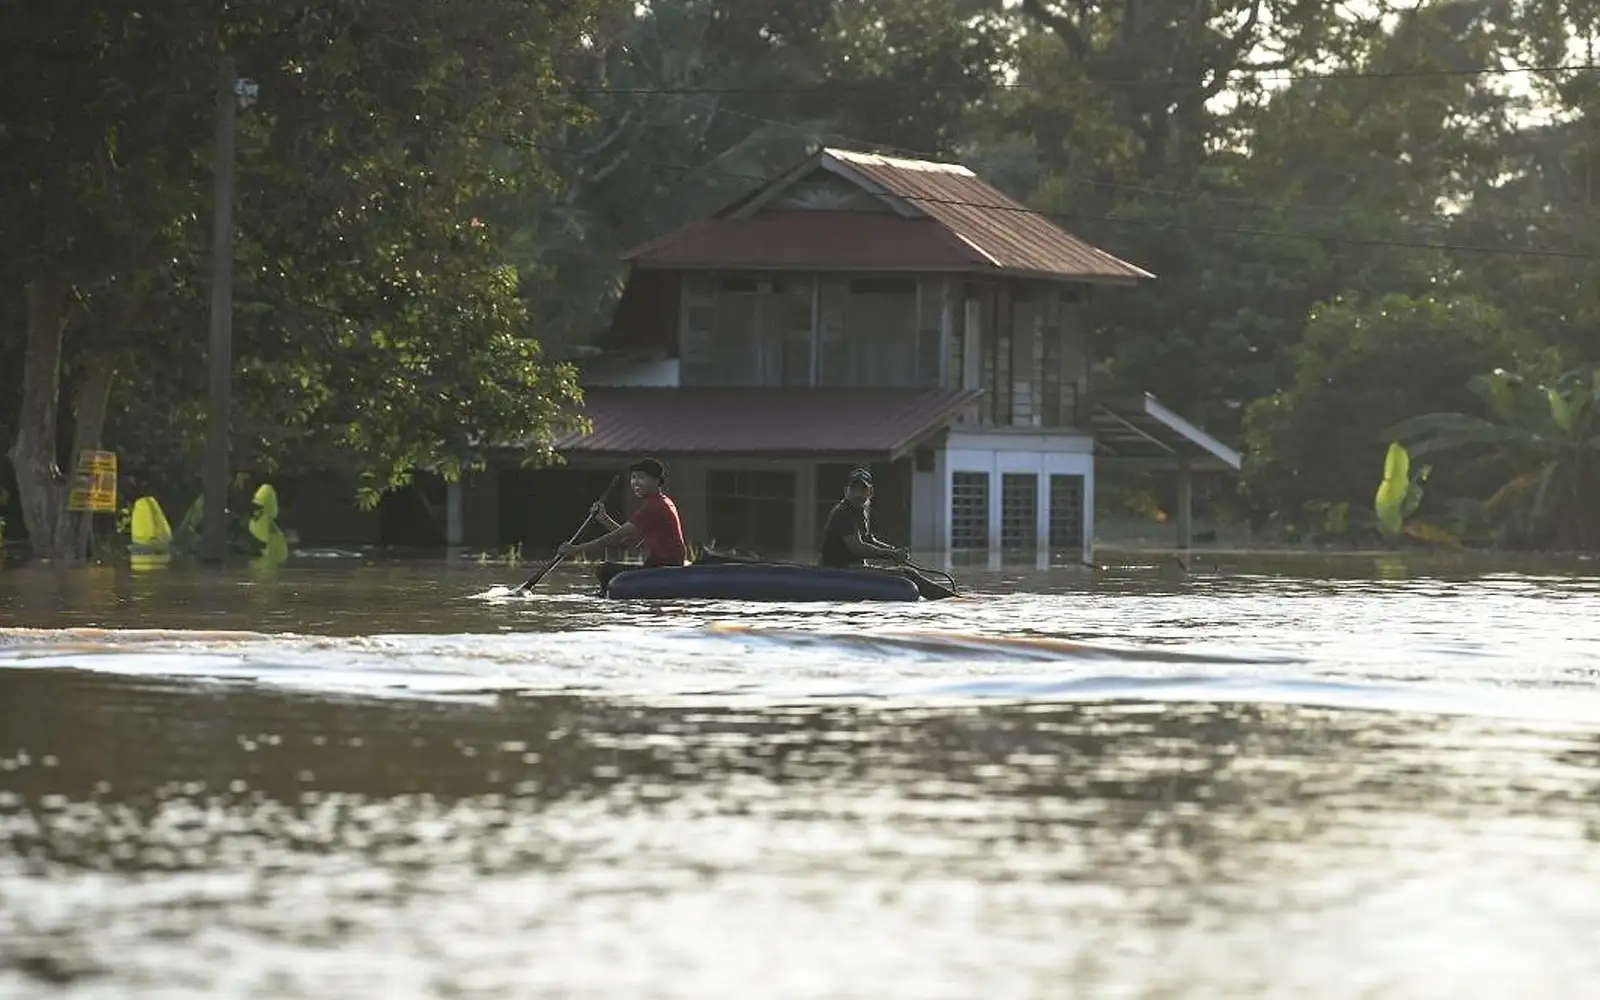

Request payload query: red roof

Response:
[827,150,1153,283]
[623,148,1153,284]
[620,212,990,271]
[556,387,983,459]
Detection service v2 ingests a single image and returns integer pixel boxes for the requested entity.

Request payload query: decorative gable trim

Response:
[726,152,919,221]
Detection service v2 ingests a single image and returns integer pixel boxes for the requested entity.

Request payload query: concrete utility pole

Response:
[201,56,257,564]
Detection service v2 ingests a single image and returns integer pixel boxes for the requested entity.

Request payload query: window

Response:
[950,472,989,550]
[679,276,718,382]
[707,470,796,557]
[1009,295,1041,427]
[1001,473,1037,553]
[763,278,815,387]
[916,328,942,386]
[988,291,1011,425]
[712,288,760,385]
[847,280,917,386]
[949,316,964,389]
[1040,326,1081,427]
[1049,474,1085,554]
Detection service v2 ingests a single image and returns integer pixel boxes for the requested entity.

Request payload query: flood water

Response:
[3,553,1600,998]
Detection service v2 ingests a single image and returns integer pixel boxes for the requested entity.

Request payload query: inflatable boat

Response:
[603,561,952,602]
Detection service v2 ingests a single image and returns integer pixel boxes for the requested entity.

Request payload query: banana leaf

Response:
[1467,369,1522,422]
[1529,462,1559,524]
[1401,463,1429,518]
[1546,386,1589,433]
[1381,412,1529,457]
[1374,442,1410,539]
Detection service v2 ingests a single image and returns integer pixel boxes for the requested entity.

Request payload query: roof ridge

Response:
[822,147,976,177]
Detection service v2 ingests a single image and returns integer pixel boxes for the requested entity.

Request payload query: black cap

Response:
[629,457,667,483]
[847,467,873,488]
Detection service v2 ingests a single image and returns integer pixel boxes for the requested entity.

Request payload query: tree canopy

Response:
[8,0,1600,555]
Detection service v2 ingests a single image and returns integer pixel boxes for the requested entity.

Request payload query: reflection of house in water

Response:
[287,147,1242,563]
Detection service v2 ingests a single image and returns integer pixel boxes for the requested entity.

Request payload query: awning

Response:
[1091,394,1242,472]
[556,387,985,460]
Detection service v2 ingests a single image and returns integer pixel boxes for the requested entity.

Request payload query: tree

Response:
[0,0,598,559]
[1384,366,1600,549]
[501,0,1015,357]
[1242,293,1530,533]
[982,1,1521,443]
[0,3,214,561]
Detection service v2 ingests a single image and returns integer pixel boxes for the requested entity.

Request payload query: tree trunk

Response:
[7,278,72,561]
[5,280,121,563]
[68,357,117,560]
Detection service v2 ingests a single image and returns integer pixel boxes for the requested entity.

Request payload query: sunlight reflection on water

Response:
[2,556,1599,997]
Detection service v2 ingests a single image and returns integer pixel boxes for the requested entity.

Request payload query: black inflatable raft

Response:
[604,562,941,602]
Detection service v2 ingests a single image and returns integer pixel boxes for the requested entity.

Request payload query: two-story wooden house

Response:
[540,147,1240,565]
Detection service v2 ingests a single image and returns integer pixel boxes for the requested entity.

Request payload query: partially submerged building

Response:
[287,147,1242,563]
[551,148,1240,565]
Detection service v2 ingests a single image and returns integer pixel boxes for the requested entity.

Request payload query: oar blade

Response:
[510,474,620,594]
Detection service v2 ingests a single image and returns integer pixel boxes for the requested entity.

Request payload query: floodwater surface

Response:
[2,553,1600,998]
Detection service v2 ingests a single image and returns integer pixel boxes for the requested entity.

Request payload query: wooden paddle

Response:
[512,475,620,594]
[901,559,962,600]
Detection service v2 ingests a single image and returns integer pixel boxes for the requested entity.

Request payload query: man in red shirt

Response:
[556,457,687,594]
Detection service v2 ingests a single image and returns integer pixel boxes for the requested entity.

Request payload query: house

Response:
[532,147,1243,567]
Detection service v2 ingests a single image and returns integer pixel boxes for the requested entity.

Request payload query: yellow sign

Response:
[66,449,118,513]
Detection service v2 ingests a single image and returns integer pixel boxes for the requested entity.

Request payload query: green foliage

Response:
[125,480,292,564]
[495,0,1014,356]
[1384,366,1600,549]
[12,0,1600,556]
[1374,443,1412,540]
[1243,293,1525,530]
[1372,442,1434,541]
[3,0,600,538]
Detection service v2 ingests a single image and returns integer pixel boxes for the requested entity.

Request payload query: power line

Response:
[647,89,1600,235]
[505,134,1600,263]
[22,67,1593,266]
[565,61,1600,97]
[74,82,1579,261]
[510,90,1600,258]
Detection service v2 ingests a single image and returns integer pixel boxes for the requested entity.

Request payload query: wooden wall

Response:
[674,270,1088,427]
[956,279,1087,429]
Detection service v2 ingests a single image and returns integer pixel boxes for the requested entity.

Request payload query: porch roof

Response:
[555,387,984,460]
[1091,394,1243,472]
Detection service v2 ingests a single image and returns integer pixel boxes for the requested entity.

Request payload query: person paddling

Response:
[553,457,687,594]
[816,467,960,599]
[818,467,909,568]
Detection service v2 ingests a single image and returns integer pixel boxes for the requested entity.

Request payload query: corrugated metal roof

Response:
[623,212,995,271]
[556,387,984,459]
[619,147,1153,283]
[1092,394,1243,472]
[824,149,1154,283]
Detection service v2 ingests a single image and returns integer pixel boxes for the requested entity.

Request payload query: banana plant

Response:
[1374,442,1420,539]
[1372,441,1458,545]
[129,481,290,565]
[1383,366,1600,549]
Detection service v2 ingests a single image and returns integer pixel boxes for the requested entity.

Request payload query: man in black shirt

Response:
[818,467,909,568]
